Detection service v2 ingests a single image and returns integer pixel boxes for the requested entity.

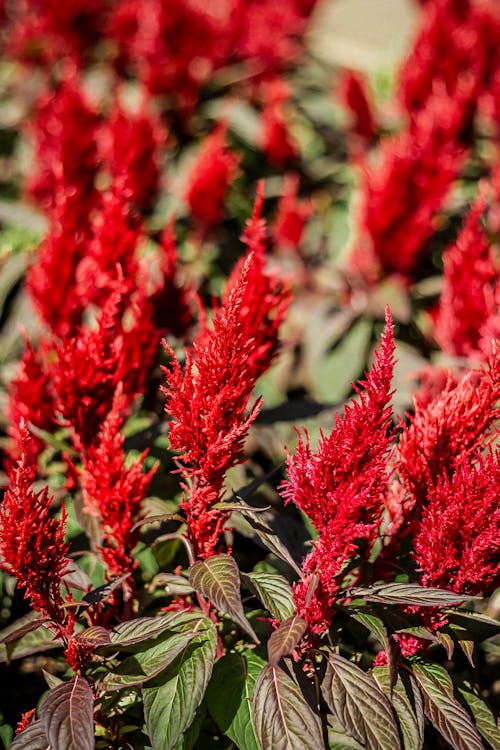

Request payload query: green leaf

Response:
[267,616,307,666]
[142,617,216,750]
[40,676,94,750]
[106,630,198,690]
[252,664,324,750]
[242,572,296,621]
[321,653,400,750]
[458,684,500,750]
[98,611,202,653]
[239,512,303,577]
[8,721,48,750]
[411,662,484,750]
[189,554,258,643]
[373,667,424,750]
[207,652,265,750]
[346,583,477,607]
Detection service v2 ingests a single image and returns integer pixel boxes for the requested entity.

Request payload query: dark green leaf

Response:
[267,616,307,666]
[242,572,296,621]
[252,664,324,750]
[346,583,477,607]
[411,662,484,750]
[106,630,198,690]
[8,721,48,750]
[373,667,424,750]
[321,653,400,750]
[189,554,258,643]
[458,684,500,750]
[40,676,94,750]
[142,618,216,750]
[98,611,201,652]
[350,612,395,688]
[207,652,265,750]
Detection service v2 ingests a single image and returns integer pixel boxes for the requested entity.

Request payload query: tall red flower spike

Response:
[272,173,313,251]
[164,211,290,558]
[6,338,56,471]
[81,385,158,582]
[338,69,376,144]
[51,279,128,451]
[434,185,499,360]
[0,424,72,633]
[281,311,396,633]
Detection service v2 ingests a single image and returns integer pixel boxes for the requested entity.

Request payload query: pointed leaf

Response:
[240,512,303,577]
[268,616,307,666]
[106,630,197,690]
[0,614,62,663]
[321,653,400,750]
[81,574,130,607]
[74,626,111,648]
[207,652,265,750]
[448,611,500,641]
[142,618,216,750]
[8,721,49,750]
[252,664,323,750]
[412,662,484,750]
[347,583,477,607]
[373,667,424,750]
[40,676,94,750]
[0,617,48,643]
[189,554,258,643]
[458,684,500,750]
[243,572,295,621]
[327,717,365,750]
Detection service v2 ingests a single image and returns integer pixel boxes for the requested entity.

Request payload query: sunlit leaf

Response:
[267,616,307,666]
[253,664,323,750]
[346,583,478,607]
[458,683,500,750]
[142,618,216,750]
[189,554,258,643]
[321,653,400,750]
[411,662,484,750]
[242,572,295,621]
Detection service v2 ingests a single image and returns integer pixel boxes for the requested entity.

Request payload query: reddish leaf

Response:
[267,617,307,666]
[40,676,94,750]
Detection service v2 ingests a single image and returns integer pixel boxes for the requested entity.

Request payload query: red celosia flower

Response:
[0,425,72,632]
[163,234,289,558]
[51,280,129,451]
[272,173,312,250]
[399,0,499,139]
[100,102,166,212]
[26,75,99,215]
[413,453,500,595]
[27,188,89,336]
[338,69,376,143]
[434,185,499,359]
[6,338,56,471]
[392,347,500,534]
[185,125,240,226]
[81,385,158,580]
[349,91,466,280]
[281,312,396,632]
[15,709,36,736]
[75,187,143,309]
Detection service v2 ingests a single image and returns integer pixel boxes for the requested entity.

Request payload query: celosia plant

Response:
[0,0,499,748]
